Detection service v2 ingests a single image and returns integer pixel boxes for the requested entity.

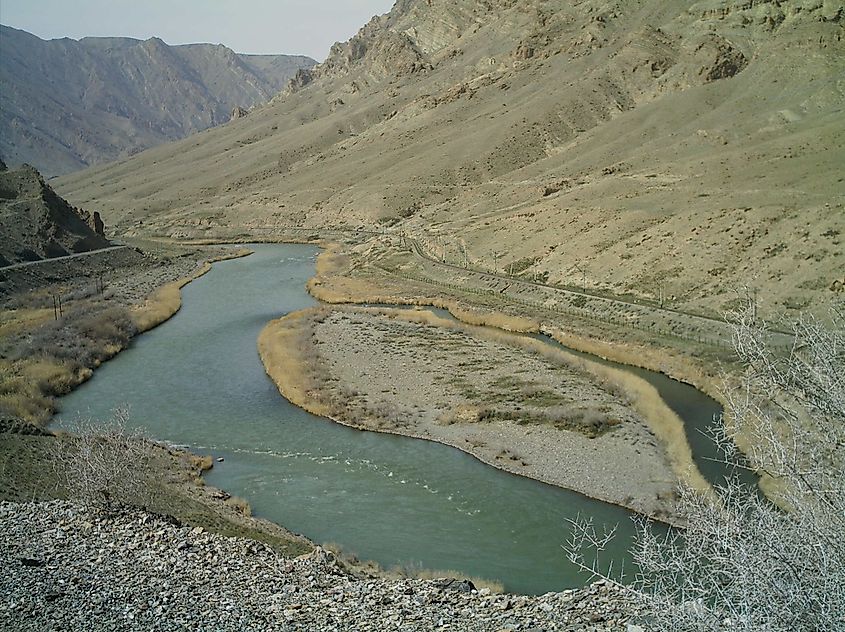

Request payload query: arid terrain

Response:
[54,0,844,321]
[1,1,843,628]
[259,304,703,521]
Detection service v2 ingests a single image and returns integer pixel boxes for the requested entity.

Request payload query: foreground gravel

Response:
[1,501,644,631]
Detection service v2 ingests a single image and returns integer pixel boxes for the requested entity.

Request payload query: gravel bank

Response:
[1,501,644,631]
[260,306,682,521]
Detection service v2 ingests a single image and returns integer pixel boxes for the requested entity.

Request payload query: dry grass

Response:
[589,362,711,496]
[131,262,209,332]
[0,307,55,339]
[257,309,333,419]
[0,302,136,424]
[298,245,721,497]
[0,248,253,424]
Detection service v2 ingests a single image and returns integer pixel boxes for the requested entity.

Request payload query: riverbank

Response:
[258,304,712,523]
[1,499,644,631]
[0,244,316,573]
[304,242,776,502]
[0,419,310,556]
[0,244,251,425]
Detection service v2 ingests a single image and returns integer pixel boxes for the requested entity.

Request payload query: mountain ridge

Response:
[55,0,845,318]
[0,25,316,176]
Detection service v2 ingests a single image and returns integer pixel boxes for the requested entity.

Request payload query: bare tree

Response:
[53,407,150,511]
[566,301,845,631]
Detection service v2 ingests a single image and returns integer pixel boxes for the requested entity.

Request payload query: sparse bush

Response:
[566,301,845,631]
[17,302,137,371]
[52,408,150,511]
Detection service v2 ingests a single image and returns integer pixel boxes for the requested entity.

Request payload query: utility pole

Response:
[752,286,759,322]
[572,263,586,290]
[493,251,501,274]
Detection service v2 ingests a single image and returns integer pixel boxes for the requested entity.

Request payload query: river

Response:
[56,243,718,594]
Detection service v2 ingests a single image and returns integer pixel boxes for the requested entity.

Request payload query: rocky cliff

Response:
[0,164,109,265]
[0,26,316,176]
[55,0,845,318]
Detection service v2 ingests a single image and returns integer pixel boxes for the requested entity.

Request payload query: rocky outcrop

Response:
[0,26,316,176]
[1,501,645,631]
[231,106,250,120]
[90,211,105,237]
[0,164,109,264]
[693,34,748,82]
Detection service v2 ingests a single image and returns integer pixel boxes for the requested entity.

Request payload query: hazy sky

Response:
[0,0,396,60]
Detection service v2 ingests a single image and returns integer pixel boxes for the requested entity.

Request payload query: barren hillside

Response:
[55,0,845,318]
[0,26,315,176]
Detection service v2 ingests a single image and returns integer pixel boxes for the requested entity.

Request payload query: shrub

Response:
[565,300,845,631]
[51,408,150,511]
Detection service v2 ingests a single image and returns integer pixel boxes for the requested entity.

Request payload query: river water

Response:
[55,243,721,594]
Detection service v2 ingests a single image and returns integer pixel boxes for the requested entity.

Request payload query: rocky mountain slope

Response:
[0,26,315,176]
[55,0,845,319]
[0,162,109,266]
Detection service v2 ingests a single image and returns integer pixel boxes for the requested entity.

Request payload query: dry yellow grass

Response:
[0,249,253,424]
[257,309,333,419]
[300,244,726,498]
[382,306,712,495]
[0,307,55,339]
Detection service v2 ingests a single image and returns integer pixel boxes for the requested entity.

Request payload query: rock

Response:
[19,557,44,567]
[434,578,476,593]
[0,500,644,630]
[231,106,249,120]
[91,211,105,237]
[693,34,748,82]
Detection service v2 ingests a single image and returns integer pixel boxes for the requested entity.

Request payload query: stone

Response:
[91,211,105,237]
[230,106,249,120]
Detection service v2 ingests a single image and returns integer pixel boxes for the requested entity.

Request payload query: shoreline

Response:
[130,248,253,333]
[91,237,734,518]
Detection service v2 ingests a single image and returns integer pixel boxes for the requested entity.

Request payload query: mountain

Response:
[0,26,316,176]
[0,162,109,266]
[55,0,845,318]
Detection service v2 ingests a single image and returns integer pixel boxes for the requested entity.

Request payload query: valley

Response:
[1,0,843,629]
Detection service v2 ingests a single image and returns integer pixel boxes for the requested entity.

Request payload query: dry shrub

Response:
[567,302,845,631]
[225,495,252,516]
[0,389,55,422]
[188,454,214,473]
[0,302,138,424]
[20,303,137,372]
[52,408,150,511]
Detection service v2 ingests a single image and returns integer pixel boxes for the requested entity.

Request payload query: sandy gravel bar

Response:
[261,306,682,520]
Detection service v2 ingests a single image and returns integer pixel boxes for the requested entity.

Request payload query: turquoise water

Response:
[56,243,654,594]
